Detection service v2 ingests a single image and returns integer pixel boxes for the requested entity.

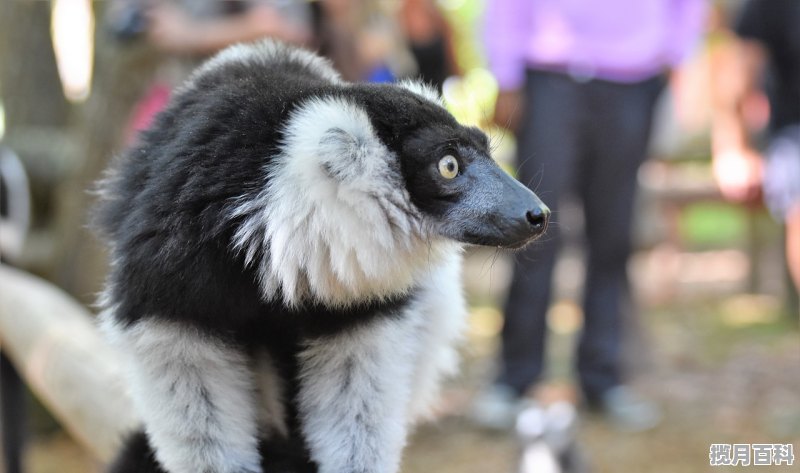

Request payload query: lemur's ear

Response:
[282,97,391,183]
[318,124,392,184]
[319,127,365,181]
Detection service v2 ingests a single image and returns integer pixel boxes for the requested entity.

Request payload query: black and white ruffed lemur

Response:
[94,40,549,473]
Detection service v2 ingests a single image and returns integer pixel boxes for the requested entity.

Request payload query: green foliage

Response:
[439,0,486,72]
[679,202,749,246]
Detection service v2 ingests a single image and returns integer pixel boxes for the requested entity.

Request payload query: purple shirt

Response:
[484,0,707,89]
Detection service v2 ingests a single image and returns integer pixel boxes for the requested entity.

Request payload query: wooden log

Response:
[0,264,138,461]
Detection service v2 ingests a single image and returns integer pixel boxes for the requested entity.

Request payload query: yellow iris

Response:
[438,155,459,179]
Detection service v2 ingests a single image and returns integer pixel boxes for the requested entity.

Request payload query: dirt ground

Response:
[20,246,800,473]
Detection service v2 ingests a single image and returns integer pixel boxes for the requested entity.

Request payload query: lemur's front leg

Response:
[297,312,423,473]
[106,318,262,473]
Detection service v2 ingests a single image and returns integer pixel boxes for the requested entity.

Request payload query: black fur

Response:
[110,432,317,473]
[108,432,165,473]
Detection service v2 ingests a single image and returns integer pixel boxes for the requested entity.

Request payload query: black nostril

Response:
[526,208,549,232]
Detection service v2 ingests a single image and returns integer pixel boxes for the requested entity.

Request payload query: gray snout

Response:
[443,159,550,249]
[494,181,550,248]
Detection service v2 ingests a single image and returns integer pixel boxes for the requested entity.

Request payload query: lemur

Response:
[94,40,549,473]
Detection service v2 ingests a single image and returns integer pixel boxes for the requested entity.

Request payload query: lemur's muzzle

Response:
[488,167,550,248]
[444,158,550,249]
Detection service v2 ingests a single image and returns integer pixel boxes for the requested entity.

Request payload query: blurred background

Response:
[0,0,797,472]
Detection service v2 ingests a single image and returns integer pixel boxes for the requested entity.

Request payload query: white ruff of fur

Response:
[230,96,455,307]
[100,316,262,473]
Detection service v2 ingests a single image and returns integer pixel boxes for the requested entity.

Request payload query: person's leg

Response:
[496,71,584,394]
[787,204,800,294]
[762,125,800,300]
[576,77,663,402]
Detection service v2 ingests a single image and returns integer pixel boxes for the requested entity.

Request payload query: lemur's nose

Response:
[525,206,550,236]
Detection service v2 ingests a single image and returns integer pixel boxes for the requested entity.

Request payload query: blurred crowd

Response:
[473,0,799,444]
[105,0,460,139]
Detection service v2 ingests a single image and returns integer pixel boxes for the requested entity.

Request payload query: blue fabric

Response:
[366,65,395,83]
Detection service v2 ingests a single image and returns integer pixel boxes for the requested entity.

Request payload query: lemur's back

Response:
[94,44,345,331]
[95,42,341,241]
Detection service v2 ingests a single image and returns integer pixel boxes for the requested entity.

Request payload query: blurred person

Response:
[474,0,707,431]
[711,0,800,295]
[107,0,312,138]
[313,0,384,81]
[144,1,310,54]
[109,0,311,53]
[314,0,417,83]
[399,0,460,90]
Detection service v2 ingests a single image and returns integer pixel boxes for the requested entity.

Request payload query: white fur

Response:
[230,96,454,307]
[101,316,261,473]
[397,79,445,108]
[406,249,468,420]
[296,311,425,473]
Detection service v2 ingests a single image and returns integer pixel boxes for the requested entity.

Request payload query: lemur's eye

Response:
[438,155,459,179]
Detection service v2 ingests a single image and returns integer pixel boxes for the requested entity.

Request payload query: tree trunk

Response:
[0,0,71,131]
[0,1,162,302]
[52,25,161,301]
[0,0,75,278]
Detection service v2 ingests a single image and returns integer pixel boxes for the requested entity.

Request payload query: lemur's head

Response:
[218,41,549,305]
[293,80,549,251]
[359,82,549,249]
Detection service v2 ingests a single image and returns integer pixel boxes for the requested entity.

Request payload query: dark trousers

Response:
[497,70,664,401]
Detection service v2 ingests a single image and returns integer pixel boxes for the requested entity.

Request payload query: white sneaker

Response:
[469,384,527,431]
[599,386,662,432]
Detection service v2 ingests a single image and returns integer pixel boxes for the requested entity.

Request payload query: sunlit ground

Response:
[405,243,799,473]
